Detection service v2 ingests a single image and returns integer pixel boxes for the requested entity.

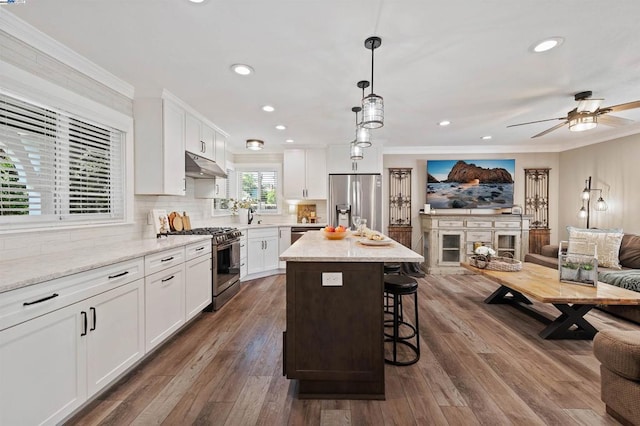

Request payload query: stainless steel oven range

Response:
[170,227,242,310]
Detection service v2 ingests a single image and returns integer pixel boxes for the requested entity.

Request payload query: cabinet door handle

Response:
[23,293,59,306]
[90,307,97,331]
[241,262,245,266]
[161,275,175,283]
[161,256,174,262]
[81,311,88,336]
[195,246,205,252]
[108,271,129,279]
[265,240,268,250]
[201,141,205,153]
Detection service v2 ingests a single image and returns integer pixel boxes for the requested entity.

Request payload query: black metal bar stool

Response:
[383,263,402,315]
[383,274,420,366]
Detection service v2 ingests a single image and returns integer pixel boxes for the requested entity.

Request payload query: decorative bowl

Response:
[323,230,349,240]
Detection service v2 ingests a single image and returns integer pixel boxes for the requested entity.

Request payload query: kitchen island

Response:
[279,231,423,400]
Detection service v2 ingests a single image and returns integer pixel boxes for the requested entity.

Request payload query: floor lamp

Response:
[578,176,607,228]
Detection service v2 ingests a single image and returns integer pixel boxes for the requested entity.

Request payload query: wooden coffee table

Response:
[462,262,640,339]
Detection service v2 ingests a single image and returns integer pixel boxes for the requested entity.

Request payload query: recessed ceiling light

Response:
[481,135,492,140]
[532,37,564,53]
[189,0,205,3]
[262,105,275,112]
[230,64,254,76]
[438,120,451,126]
[275,125,287,130]
[285,139,294,143]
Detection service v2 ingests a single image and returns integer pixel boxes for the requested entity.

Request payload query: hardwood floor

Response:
[67,273,639,425]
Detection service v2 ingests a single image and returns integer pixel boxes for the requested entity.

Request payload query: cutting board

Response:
[182,212,192,230]
[172,213,184,231]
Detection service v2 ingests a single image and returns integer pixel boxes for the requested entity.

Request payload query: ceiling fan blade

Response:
[598,114,634,127]
[576,98,603,113]
[606,100,640,113]
[531,121,568,138]
[507,117,565,128]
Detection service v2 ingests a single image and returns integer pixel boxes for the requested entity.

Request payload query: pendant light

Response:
[350,107,363,160]
[355,80,372,148]
[361,36,384,129]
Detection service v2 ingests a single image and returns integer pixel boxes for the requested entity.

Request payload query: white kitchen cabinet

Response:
[185,241,212,320]
[0,302,85,426]
[134,93,186,195]
[240,232,248,279]
[185,113,214,161]
[144,263,185,352]
[247,228,279,275]
[0,278,144,426]
[327,144,382,174]
[86,279,145,397]
[278,226,291,269]
[215,130,227,170]
[283,148,327,199]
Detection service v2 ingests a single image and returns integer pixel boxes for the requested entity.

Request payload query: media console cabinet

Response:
[420,213,531,275]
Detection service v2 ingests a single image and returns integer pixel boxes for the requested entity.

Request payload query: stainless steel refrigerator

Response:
[329,174,382,231]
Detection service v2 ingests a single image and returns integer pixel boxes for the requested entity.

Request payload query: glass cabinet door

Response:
[495,232,519,258]
[439,232,463,263]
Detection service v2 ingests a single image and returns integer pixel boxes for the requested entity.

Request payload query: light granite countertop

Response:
[0,235,211,294]
[280,231,424,263]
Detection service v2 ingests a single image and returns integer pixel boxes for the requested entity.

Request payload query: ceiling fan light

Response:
[246,139,264,150]
[350,141,363,160]
[569,114,597,132]
[362,94,384,129]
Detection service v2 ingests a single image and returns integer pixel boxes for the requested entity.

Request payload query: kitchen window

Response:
[237,169,279,214]
[0,93,124,225]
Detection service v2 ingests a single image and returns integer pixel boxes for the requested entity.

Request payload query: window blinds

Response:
[240,170,278,213]
[0,93,124,222]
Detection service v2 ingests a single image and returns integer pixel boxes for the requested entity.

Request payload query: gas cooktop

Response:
[170,227,242,244]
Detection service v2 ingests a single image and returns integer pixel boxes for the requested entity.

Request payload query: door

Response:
[263,236,280,271]
[86,280,145,397]
[305,149,327,199]
[162,99,186,195]
[145,264,185,351]
[284,149,306,199]
[279,227,292,268]
[0,304,86,426]
[185,255,212,320]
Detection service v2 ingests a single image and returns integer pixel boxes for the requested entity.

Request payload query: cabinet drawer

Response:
[437,220,464,227]
[494,221,521,228]
[0,257,144,331]
[248,227,278,239]
[466,221,492,228]
[467,231,492,241]
[145,247,185,275]
[185,241,211,261]
[240,239,248,259]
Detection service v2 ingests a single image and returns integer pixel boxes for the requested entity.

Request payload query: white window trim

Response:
[0,62,134,232]
[234,162,283,215]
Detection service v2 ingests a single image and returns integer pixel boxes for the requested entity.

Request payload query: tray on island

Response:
[470,255,522,272]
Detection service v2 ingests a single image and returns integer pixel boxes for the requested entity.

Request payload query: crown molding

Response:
[0,9,134,99]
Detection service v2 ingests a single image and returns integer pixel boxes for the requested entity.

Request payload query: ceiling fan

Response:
[507,91,640,138]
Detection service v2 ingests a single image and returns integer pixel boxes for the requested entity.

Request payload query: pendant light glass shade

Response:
[350,140,363,160]
[356,125,371,148]
[361,37,384,129]
[595,195,608,211]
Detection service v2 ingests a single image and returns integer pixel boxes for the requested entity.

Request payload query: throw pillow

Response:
[567,226,624,270]
[619,234,640,269]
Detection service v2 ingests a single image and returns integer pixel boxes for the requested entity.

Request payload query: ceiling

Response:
[6,0,640,155]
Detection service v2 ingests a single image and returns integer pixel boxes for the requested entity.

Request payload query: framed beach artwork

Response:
[426,159,515,209]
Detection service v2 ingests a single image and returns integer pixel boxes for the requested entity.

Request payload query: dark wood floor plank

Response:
[65,272,639,426]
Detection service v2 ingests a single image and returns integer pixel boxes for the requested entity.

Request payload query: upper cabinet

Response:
[134,94,186,195]
[185,114,215,161]
[327,144,382,174]
[283,148,327,200]
[134,90,228,196]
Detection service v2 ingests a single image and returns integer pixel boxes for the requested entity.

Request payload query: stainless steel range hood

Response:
[185,151,227,179]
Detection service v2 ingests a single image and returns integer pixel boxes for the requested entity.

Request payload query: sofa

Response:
[524,231,640,324]
[593,330,640,426]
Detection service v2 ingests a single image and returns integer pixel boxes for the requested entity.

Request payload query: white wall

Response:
[383,152,561,252]
[558,133,640,237]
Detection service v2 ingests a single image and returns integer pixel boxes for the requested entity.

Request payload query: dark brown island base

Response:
[279,231,423,400]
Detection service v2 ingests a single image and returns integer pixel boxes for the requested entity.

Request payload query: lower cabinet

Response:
[0,279,144,426]
[185,252,212,321]
[247,228,279,275]
[145,263,185,352]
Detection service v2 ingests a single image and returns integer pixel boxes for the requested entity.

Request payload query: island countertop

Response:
[279,230,424,263]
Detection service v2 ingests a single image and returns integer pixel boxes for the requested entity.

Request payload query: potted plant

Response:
[579,262,597,285]
[560,261,580,282]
